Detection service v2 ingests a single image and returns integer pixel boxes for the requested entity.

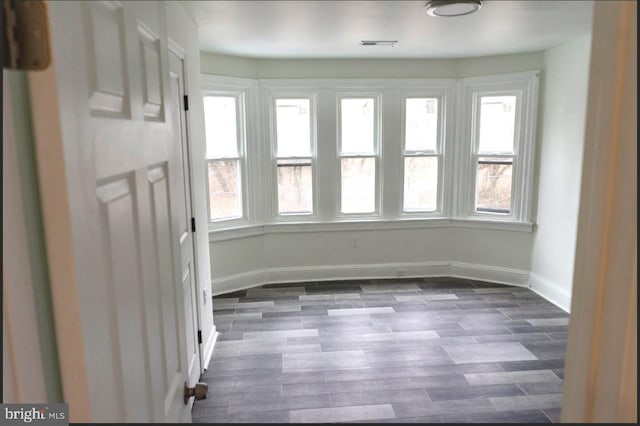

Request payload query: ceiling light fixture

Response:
[425,0,482,17]
[360,40,398,47]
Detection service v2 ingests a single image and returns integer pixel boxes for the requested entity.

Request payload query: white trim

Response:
[211,270,266,296]
[450,262,530,287]
[201,327,218,370]
[208,218,533,242]
[258,78,456,90]
[528,273,571,313]
[208,224,265,242]
[201,73,255,89]
[210,261,530,296]
[2,72,49,403]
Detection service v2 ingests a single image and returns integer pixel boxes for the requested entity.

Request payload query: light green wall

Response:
[200,51,544,79]
[530,35,592,296]
[7,71,63,403]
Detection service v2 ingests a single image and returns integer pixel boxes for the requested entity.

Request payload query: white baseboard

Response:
[450,262,530,287]
[201,328,218,371]
[211,261,531,296]
[529,272,572,312]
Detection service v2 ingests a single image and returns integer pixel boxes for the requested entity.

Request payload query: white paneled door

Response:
[29,1,201,421]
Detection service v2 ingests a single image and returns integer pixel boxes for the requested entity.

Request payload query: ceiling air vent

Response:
[360,40,398,47]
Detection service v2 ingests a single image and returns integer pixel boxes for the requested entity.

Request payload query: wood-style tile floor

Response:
[192,277,569,423]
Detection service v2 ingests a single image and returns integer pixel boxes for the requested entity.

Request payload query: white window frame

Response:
[336,92,382,218]
[457,71,539,223]
[201,75,256,231]
[399,90,449,217]
[267,90,318,220]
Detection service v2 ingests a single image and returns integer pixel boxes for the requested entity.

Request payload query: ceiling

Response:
[185,0,594,59]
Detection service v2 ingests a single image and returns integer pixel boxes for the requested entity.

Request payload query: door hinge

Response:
[197,330,202,344]
[191,217,196,233]
[3,0,51,70]
[183,94,189,111]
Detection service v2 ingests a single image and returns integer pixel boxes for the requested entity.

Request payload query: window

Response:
[338,96,379,214]
[203,95,245,222]
[461,71,539,222]
[474,95,516,213]
[203,74,536,239]
[402,97,441,213]
[273,97,315,215]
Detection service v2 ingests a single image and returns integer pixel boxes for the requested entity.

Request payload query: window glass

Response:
[405,98,438,152]
[341,157,375,213]
[204,96,238,158]
[341,98,375,154]
[403,157,438,212]
[475,157,513,213]
[277,159,312,214]
[276,99,311,157]
[208,159,242,220]
[478,95,516,153]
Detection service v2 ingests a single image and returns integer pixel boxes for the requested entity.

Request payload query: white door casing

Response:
[28,1,200,421]
[168,47,202,389]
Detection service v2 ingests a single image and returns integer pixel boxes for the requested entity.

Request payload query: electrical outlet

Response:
[351,236,358,247]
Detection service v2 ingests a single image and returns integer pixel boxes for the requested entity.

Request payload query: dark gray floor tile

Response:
[519,380,564,395]
[465,369,562,385]
[233,371,326,387]
[546,331,568,341]
[245,286,307,297]
[290,404,397,422]
[507,324,570,334]
[330,388,430,407]
[230,409,291,423]
[202,366,282,379]
[283,378,380,396]
[427,383,525,401]
[378,374,469,390]
[283,350,370,372]
[522,341,568,360]
[474,332,552,343]
[230,317,303,331]
[227,393,332,414]
[443,342,537,364]
[320,339,402,351]
[437,327,512,338]
[499,358,565,372]
[392,398,496,417]
[441,409,552,423]
[490,393,563,411]
[208,353,283,371]
[543,407,563,422]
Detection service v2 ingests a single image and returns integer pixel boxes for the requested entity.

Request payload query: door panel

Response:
[96,176,151,421]
[40,1,191,421]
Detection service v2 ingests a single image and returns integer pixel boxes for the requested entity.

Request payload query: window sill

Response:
[208,217,533,242]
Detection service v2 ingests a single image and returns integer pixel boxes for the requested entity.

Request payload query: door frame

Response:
[168,40,204,376]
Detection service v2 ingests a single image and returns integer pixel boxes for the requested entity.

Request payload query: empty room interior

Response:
[2,0,636,424]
